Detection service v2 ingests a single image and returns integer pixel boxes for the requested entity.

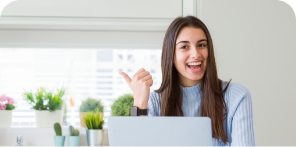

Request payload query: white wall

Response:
[198,0,296,145]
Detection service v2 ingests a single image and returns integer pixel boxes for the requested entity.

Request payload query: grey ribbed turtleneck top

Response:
[147,82,255,146]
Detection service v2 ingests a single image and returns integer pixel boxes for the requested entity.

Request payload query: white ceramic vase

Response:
[86,129,104,146]
[0,110,12,128]
[35,110,63,127]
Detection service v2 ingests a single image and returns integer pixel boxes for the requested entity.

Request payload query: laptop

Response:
[108,117,213,146]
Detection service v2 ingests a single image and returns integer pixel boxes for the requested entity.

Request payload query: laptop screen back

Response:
[108,117,212,146]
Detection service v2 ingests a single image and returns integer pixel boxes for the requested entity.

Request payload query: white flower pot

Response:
[0,110,12,128]
[35,110,63,127]
[86,129,104,146]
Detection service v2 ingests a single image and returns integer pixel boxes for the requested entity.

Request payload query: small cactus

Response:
[69,125,80,136]
[54,122,62,136]
[73,129,79,136]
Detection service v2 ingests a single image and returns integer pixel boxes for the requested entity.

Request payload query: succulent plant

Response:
[111,94,133,116]
[69,125,80,136]
[80,98,104,113]
[54,122,62,136]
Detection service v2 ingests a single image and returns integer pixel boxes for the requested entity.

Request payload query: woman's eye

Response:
[198,44,207,48]
[180,46,187,49]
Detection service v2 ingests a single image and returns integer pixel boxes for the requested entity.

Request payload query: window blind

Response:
[0,48,162,127]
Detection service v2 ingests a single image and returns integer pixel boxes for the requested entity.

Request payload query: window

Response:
[0,48,162,127]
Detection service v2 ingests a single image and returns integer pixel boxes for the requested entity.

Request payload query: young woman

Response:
[120,16,255,146]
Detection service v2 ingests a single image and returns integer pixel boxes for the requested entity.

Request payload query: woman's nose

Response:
[190,47,200,59]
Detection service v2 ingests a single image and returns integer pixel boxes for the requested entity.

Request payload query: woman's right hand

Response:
[119,68,153,109]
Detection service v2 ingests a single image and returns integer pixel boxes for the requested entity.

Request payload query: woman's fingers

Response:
[135,70,150,80]
[132,68,145,79]
[147,79,153,87]
[141,74,153,86]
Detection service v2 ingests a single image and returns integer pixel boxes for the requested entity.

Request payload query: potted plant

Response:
[79,98,104,127]
[111,94,133,116]
[23,87,65,127]
[68,125,80,146]
[0,95,16,128]
[54,122,65,146]
[84,111,105,146]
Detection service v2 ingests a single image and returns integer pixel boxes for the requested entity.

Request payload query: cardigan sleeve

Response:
[230,87,256,146]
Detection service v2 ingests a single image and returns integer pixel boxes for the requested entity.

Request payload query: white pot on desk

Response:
[86,129,104,146]
[0,110,12,128]
[35,110,63,127]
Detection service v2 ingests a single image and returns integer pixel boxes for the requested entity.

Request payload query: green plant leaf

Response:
[23,87,65,111]
[84,111,104,130]
[5,104,15,110]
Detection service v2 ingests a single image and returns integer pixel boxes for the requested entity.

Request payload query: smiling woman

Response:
[120,16,255,146]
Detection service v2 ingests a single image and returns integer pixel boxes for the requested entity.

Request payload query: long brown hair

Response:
[155,16,231,143]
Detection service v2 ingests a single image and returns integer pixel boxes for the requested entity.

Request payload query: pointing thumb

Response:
[119,72,132,88]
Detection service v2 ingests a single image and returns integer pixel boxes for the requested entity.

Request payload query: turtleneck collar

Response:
[180,83,202,101]
[180,82,201,92]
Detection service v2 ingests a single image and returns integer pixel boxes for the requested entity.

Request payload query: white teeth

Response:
[187,62,201,66]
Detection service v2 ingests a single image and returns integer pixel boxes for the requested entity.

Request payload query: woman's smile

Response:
[186,61,203,73]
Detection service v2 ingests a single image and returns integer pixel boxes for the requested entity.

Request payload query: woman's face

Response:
[174,27,208,87]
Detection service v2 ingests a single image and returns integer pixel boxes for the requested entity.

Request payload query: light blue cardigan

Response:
[147,82,255,146]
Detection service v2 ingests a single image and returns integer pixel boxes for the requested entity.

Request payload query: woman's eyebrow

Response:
[197,39,207,43]
[176,39,207,45]
[176,41,189,45]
